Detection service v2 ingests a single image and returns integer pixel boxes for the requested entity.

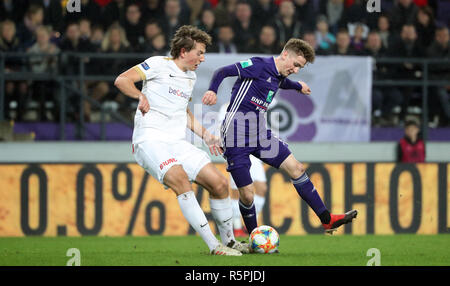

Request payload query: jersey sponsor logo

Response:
[240,59,253,68]
[141,62,150,70]
[159,158,178,170]
[266,77,271,83]
[168,86,190,100]
[266,91,274,103]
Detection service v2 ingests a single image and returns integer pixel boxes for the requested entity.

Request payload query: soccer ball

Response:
[249,225,280,254]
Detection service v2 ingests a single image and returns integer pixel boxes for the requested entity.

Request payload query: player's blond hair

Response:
[170,25,212,59]
[283,38,315,64]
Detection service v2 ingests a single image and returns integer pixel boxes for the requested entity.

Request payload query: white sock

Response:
[209,197,236,245]
[177,191,219,251]
[254,194,266,218]
[231,198,243,229]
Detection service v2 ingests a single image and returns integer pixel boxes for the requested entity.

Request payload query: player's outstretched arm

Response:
[202,64,239,105]
[114,67,150,115]
[186,108,223,156]
[280,78,311,95]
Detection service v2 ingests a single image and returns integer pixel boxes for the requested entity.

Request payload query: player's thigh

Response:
[163,164,192,196]
[194,162,229,199]
[175,140,212,182]
[133,141,180,184]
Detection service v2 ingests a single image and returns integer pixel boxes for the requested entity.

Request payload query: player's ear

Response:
[179,47,186,58]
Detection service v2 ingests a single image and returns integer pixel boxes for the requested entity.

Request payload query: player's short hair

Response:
[170,25,212,59]
[282,38,315,64]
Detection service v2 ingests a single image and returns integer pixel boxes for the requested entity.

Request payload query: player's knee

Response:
[240,190,254,206]
[212,176,229,198]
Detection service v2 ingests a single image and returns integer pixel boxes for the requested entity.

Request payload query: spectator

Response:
[121,3,144,49]
[414,6,436,50]
[79,18,92,41]
[159,0,189,42]
[302,30,331,55]
[59,22,94,74]
[64,0,103,27]
[330,28,358,56]
[363,31,401,126]
[185,0,211,25]
[0,19,28,121]
[30,0,63,33]
[59,22,94,122]
[427,25,450,126]
[349,23,366,54]
[232,1,259,53]
[210,25,238,53]
[27,25,60,121]
[196,8,217,42]
[90,25,104,52]
[270,0,303,48]
[315,15,336,53]
[293,0,316,32]
[251,0,278,28]
[16,4,44,50]
[389,0,419,33]
[340,0,378,29]
[388,24,424,123]
[0,0,28,23]
[250,25,280,54]
[148,33,169,56]
[214,0,237,27]
[139,20,162,51]
[377,14,397,50]
[319,0,344,34]
[397,120,425,163]
[142,0,164,20]
[102,0,127,30]
[99,24,131,114]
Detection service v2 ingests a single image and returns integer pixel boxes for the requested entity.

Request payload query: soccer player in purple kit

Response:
[202,38,358,237]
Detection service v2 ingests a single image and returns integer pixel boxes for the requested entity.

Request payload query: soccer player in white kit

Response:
[114,26,248,255]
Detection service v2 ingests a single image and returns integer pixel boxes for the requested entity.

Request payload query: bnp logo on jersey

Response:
[240,59,253,68]
[266,91,274,103]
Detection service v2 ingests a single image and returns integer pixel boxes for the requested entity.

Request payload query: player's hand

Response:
[299,81,311,95]
[138,94,150,115]
[202,90,217,105]
[203,133,223,156]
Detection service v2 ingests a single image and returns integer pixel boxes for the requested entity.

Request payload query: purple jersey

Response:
[220,57,287,146]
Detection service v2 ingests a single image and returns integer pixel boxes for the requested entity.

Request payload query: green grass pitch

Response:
[0,234,449,266]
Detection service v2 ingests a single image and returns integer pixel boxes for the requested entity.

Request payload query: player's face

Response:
[282,51,306,77]
[183,42,206,71]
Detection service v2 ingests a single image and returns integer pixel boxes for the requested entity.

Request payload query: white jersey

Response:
[132,56,196,143]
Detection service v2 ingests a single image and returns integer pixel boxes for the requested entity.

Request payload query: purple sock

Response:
[292,172,328,218]
[239,200,257,234]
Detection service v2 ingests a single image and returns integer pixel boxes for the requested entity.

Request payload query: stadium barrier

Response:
[1,52,449,141]
[0,162,448,237]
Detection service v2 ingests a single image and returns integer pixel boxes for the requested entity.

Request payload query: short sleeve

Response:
[133,57,160,81]
[234,57,262,79]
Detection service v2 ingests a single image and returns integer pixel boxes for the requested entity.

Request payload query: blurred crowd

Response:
[0,0,449,126]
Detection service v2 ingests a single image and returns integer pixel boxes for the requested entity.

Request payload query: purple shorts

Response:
[223,129,291,188]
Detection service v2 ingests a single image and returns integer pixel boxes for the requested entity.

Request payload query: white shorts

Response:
[133,139,211,184]
[230,155,267,190]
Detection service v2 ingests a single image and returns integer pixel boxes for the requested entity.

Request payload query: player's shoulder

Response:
[237,56,271,70]
[144,56,173,67]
